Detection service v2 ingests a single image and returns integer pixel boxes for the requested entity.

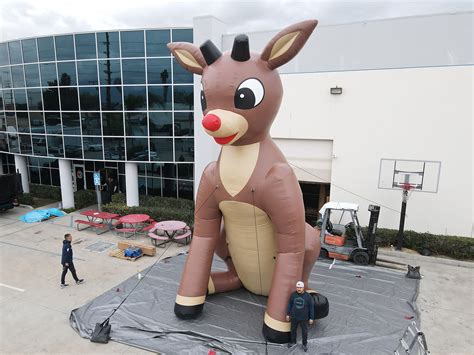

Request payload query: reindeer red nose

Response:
[202,114,221,132]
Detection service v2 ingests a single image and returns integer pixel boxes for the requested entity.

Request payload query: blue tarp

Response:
[19,208,66,223]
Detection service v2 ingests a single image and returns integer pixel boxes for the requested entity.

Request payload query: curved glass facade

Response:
[0,28,194,199]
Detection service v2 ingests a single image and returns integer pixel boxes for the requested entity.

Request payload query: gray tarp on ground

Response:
[70,254,419,354]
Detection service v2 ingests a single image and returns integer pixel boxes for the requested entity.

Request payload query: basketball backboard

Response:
[378,159,441,193]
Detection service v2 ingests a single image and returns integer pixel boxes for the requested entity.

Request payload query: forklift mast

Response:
[367,205,381,265]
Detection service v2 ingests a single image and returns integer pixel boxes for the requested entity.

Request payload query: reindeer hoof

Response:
[262,323,290,344]
[174,303,204,319]
[311,293,329,319]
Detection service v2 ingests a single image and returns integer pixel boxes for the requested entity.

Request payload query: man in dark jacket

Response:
[61,234,84,288]
[286,281,315,352]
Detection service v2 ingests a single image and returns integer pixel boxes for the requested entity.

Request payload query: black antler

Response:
[231,34,250,62]
[200,40,222,66]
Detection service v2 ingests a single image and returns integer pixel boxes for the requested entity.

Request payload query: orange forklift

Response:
[317,202,380,265]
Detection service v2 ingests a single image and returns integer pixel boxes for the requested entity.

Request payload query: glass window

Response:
[146,30,170,57]
[175,138,194,162]
[0,43,9,66]
[40,166,50,183]
[8,41,22,64]
[79,86,100,110]
[120,31,144,57]
[32,135,47,155]
[178,163,193,180]
[138,176,146,194]
[83,136,103,159]
[75,33,97,59]
[8,133,20,153]
[47,135,64,157]
[148,86,171,110]
[3,89,14,110]
[44,112,61,134]
[149,112,172,136]
[30,112,45,134]
[100,86,122,110]
[13,89,27,110]
[147,58,171,84]
[124,86,146,111]
[37,37,55,62]
[103,137,124,160]
[122,59,145,84]
[147,177,162,196]
[0,91,3,111]
[147,163,162,177]
[173,85,193,110]
[97,32,120,59]
[173,58,193,84]
[125,112,147,136]
[163,178,177,197]
[81,112,101,135]
[55,35,75,60]
[11,65,25,88]
[51,168,60,186]
[60,87,79,111]
[29,166,40,183]
[27,89,43,110]
[126,137,148,161]
[21,39,38,63]
[102,112,123,136]
[178,180,193,199]
[42,87,59,110]
[0,67,12,89]
[6,112,17,131]
[17,112,30,133]
[57,62,77,86]
[64,136,82,158]
[172,29,193,42]
[24,64,40,87]
[62,113,80,135]
[77,61,98,85]
[40,63,58,86]
[20,134,32,154]
[162,163,177,178]
[0,133,7,151]
[98,59,121,85]
[174,112,193,136]
[150,138,173,161]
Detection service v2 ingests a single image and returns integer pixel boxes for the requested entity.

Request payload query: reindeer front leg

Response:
[262,164,306,343]
[174,164,221,319]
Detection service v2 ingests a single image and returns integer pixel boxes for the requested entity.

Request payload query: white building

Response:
[192,12,473,237]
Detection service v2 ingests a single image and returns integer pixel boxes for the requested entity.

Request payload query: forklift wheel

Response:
[351,250,369,265]
[319,249,328,259]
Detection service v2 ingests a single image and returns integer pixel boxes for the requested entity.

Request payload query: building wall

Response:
[272,66,472,236]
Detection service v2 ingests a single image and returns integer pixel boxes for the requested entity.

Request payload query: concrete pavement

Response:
[0,206,473,354]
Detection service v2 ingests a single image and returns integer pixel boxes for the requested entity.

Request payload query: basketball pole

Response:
[396,188,409,250]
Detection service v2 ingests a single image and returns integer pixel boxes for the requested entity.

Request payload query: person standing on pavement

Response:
[61,233,84,288]
[286,281,315,352]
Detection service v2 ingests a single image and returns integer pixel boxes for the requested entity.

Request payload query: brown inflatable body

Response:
[168,20,326,343]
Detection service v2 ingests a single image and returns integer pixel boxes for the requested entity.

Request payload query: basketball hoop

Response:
[400,182,415,202]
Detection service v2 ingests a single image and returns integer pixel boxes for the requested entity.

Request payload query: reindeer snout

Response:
[202,114,221,132]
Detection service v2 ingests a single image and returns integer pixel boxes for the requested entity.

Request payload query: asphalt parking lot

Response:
[0,206,472,354]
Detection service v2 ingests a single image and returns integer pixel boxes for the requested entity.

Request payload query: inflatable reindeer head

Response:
[168,20,317,146]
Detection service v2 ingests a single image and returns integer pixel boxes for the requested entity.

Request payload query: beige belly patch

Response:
[219,200,276,296]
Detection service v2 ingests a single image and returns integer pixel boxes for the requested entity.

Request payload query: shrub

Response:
[366,227,474,260]
[74,189,97,209]
[18,193,34,206]
[62,207,76,214]
[29,184,61,200]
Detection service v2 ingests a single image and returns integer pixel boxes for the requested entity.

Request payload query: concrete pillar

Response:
[59,159,75,209]
[192,16,227,200]
[125,162,139,207]
[14,155,30,193]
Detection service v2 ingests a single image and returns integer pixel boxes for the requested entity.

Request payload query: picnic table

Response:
[75,210,119,234]
[148,220,191,247]
[115,214,153,238]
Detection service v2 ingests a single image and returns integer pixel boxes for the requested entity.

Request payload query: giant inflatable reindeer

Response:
[168,20,328,343]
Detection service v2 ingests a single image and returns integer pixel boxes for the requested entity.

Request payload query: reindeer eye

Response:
[234,78,264,110]
[200,83,207,112]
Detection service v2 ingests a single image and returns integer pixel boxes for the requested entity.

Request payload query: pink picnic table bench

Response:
[75,210,120,235]
[114,214,155,239]
[148,220,191,247]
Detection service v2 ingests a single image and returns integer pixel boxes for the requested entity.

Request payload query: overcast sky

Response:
[0,0,472,41]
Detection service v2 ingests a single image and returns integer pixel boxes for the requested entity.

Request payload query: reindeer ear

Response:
[168,42,207,75]
[261,19,318,70]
